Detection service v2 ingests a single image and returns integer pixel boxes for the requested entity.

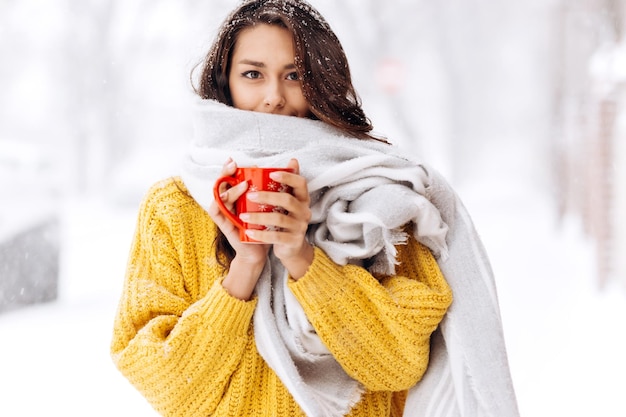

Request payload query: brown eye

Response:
[286,71,300,81]
[243,71,261,79]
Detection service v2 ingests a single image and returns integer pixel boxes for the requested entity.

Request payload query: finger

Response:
[240,211,307,234]
[246,191,309,220]
[221,180,248,208]
[268,173,309,203]
[287,158,300,175]
[207,201,238,234]
[244,227,304,246]
[221,157,237,175]
[241,207,310,250]
[207,200,222,219]
[270,159,300,184]
[217,158,238,194]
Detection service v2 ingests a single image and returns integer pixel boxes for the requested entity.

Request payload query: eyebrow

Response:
[237,59,296,70]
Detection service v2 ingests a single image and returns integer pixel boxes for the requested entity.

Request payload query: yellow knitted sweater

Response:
[111,177,452,417]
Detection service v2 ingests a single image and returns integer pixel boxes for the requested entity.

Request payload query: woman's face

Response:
[228,24,310,118]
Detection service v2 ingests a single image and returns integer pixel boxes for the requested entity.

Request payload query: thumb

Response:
[287,158,300,175]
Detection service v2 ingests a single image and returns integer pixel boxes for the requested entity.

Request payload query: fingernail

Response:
[239,213,250,221]
[219,192,227,200]
[247,192,258,201]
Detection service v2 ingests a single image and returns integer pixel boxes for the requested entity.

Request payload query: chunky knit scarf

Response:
[181,100,519,417]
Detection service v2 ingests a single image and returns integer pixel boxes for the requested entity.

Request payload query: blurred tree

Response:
[332,0,424,151]
[62,0,118,194]
[552,0,626,287]
[321,0,554,184]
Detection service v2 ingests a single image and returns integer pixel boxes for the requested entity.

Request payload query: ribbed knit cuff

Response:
[288,247,346,309]
[190,279,257,337]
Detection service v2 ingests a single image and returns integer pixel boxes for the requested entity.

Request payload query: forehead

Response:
[233,24,295,58]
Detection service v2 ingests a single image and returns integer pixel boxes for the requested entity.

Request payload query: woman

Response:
[111,1,518,416]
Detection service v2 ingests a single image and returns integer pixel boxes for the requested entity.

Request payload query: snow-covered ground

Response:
[0,199,157,416]
[1,161,625,417]
[459,171,626,417]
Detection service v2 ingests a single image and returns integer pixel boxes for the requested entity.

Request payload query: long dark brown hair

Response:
[192,0,382,268]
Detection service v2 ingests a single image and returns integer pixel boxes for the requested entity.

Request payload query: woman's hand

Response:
[241,158,314,279]
[208,158,270,300]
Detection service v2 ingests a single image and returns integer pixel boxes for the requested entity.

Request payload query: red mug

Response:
[212,167,294,243]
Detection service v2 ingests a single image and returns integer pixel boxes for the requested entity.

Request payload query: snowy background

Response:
[1,1,626,416]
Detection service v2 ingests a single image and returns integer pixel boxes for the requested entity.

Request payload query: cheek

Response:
[229,82,256,110]
[294,93,310,116]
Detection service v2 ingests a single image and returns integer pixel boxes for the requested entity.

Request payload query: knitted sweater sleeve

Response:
[110,180,256,415]
[288,237,452,392]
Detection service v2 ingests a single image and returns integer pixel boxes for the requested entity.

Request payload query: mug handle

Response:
[212,176,245,231]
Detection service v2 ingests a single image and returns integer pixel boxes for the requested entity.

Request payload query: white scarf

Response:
[181,99,519,417]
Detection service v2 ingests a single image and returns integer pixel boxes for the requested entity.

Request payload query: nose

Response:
[262,81,286,112]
